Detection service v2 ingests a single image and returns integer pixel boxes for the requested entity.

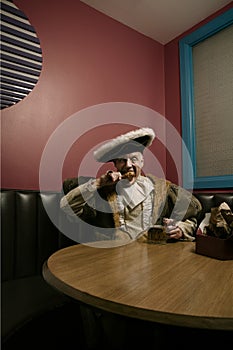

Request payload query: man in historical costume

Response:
[60,127,202,243]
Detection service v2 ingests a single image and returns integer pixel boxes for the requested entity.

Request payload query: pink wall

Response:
[1,0,165,190]
[1,1,232,190]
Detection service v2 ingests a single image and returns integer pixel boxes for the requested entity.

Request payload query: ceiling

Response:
[81,0,232,44]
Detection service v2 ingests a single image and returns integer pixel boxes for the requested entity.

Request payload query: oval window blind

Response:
[0,0,43,109]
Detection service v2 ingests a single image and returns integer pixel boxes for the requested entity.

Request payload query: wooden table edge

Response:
[42,261,233,331]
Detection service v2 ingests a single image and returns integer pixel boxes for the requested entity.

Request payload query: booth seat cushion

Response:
[1,189,77,345]
[1,276,70,341]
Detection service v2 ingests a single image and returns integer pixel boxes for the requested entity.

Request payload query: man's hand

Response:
[166,226,183,240]
[97,171,122,188]
[163,218,184,240]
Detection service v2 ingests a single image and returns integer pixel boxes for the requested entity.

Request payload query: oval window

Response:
[0,0,43,109]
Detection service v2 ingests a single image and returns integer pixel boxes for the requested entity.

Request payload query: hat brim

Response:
[93,127,155,163]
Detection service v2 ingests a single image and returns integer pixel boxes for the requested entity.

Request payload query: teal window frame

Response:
[179,8,233,189]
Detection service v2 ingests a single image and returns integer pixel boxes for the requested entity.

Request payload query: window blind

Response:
[0,0,42,109]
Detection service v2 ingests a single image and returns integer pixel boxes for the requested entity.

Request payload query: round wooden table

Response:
[43,240,233,331]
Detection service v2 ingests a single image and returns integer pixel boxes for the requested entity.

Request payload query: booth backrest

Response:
[194,192,233,225]
[1,189,233,282]
[1,189,75,282]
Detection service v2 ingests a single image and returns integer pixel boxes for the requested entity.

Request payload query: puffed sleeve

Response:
[167,184,202,241]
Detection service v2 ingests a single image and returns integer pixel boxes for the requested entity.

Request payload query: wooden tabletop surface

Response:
[43,240,233,330]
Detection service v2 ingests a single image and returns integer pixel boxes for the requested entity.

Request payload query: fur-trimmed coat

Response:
[60,175,202,242]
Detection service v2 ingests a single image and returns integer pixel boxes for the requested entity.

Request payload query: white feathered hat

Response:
[93,127,156,162]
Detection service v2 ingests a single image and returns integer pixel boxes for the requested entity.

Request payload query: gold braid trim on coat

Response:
[106,191,121,228]
[106,175,171,230]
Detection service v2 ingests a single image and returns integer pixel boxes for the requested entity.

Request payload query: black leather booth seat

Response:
[1,188,233,349]
[194,191,233,224]
[1,189,85,349]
